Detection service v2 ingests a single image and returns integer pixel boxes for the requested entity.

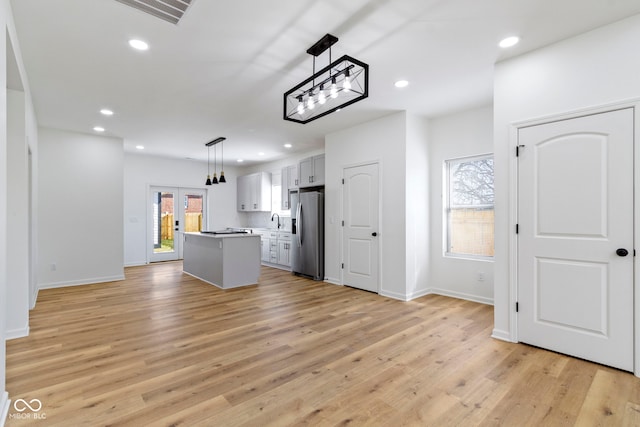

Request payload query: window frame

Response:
[443,153,495,261]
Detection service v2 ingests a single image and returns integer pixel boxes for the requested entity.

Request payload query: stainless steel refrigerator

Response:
[291,191,324,280]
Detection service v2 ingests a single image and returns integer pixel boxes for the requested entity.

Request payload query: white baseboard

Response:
[428,288,494,306]
[0,392,9,427]
[6,326,29,340]
[30,288,38,309]
[323,277,342,286]
[124,261,147,267]
[260,262,292,272]
[406,288,431,300]
[38,274,125,290]
[378,289,410,301]
[491,328,514,342]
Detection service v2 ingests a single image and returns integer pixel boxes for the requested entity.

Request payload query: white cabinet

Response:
[237,172,272,211]
[277,232,292,267]
[269,231,278,264]
[298,154,325,188]
[281,164,298,210]
[255,230,292,269]
[236,175,250,211]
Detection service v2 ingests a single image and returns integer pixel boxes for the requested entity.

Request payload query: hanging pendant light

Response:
[283,34,369,124]
[205,137,227,184]
[219,139,226,183]
[212,142,219,184]
[205,144,212,186]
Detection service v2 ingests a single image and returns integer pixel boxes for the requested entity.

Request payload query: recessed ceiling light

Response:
[284,143,292,149]
[93,126,105,132]
[258,152,265,156]
[394,80,409,88]
[136,145,144,150]
[129,39,149,51]
[499,36,520,48]
[100,109,114,116]
[237,159,244,163]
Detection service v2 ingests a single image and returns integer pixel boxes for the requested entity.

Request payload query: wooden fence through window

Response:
[161,213,202,240]
[450,208,494,257]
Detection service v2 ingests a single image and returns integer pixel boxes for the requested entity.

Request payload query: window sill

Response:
[444,253,494,262]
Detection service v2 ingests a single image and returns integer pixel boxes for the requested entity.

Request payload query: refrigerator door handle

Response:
[297,203,303,246]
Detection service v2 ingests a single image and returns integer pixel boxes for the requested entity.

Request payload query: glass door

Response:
[149,187,206,262]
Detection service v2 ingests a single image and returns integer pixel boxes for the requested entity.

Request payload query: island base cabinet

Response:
[183,233,260,289]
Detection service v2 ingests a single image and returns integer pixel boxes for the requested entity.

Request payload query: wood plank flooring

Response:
[5,262,640,426]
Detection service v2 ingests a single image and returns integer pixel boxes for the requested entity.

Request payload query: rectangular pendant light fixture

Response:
[283,34,369,124]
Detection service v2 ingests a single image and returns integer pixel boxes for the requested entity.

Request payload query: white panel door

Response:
[343,163,379,292]
[518,108,633,371]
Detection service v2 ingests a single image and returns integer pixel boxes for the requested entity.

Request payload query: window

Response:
[270,172,288,216]
[445,154,494,259]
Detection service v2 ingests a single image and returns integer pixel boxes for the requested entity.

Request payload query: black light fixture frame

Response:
[284,34,369,124]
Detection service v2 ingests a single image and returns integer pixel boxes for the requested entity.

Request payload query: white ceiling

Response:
[10,0,640,165]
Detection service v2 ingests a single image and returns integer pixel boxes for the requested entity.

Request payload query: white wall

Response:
[6,89,28,338]
[406,113,430,299]
[326,112,411,298]
[37,128,124,288]
[123,153,241,266]
[428,105,494,304]
[2,0,39,419]
[493,14,640,340]
[0,15,7,424]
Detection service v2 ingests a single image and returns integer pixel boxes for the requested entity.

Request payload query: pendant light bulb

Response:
[330,78,338,99]
[205,175,212,186]
[219,171,226,183]
[318,85,327,105]
[297,95,305,115]
[343,71,351,92]
[307,93,315,110]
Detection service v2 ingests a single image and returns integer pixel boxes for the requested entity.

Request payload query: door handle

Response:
[372,232,377,237]
[616,248,629,257]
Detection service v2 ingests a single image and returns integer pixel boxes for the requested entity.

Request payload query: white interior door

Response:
[517,108,634,371]
[342,163,379,292]
[150,187,206,263]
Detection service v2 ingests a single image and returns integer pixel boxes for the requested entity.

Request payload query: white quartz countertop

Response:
[186,232,259,239]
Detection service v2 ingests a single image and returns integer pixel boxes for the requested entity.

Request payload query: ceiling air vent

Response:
[114,0,194,25]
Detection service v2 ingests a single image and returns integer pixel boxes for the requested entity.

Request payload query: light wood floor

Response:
[6,262,640,426]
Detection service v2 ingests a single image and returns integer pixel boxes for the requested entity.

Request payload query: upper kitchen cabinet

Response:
[237,172,272,212]
[281,164,298,210]
[298,154,325,188]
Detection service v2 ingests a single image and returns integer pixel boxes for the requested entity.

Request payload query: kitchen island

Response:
[183,232,261,289]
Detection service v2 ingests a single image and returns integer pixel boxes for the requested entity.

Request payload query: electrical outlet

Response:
[477,271,485,282]
[51,263,57,271]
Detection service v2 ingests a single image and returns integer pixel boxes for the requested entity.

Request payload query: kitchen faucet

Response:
[271,213,281,229]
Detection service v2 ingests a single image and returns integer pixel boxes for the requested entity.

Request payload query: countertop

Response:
[186,232,260,239]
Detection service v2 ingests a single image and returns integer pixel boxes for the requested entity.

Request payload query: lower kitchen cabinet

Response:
[277,240,291,267]
[254,229,292,270]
